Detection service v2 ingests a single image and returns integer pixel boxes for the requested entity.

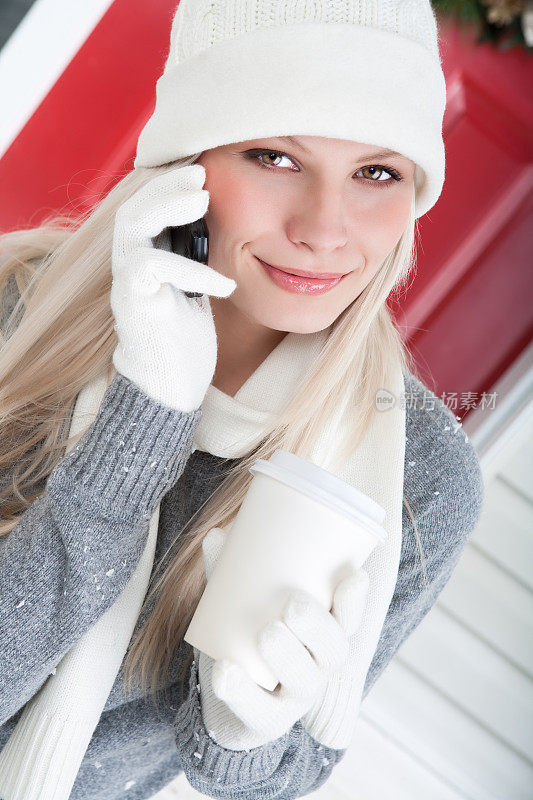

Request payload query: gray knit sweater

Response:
[0,298,485,800]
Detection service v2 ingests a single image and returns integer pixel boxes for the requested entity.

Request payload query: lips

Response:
[257,257,346,295]
[257,260,346,279]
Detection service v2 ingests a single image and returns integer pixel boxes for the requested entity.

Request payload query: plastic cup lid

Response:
[249,449,387,542]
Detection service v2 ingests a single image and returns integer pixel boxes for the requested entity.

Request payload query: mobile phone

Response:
[169,218,209,299]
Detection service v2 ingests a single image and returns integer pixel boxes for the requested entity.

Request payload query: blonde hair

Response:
[0,154,428,712]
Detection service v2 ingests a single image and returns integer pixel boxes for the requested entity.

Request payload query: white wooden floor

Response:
[153,365,533,800]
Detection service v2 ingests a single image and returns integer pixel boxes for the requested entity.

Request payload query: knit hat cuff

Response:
[134,22,447,218]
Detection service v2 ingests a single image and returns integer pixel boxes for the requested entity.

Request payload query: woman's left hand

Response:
[195,527,368,751]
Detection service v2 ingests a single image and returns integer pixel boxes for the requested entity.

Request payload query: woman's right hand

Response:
[110,164,236,413]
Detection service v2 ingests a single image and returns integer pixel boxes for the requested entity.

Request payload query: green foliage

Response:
[433,0,533,51]
[435,0,482,23]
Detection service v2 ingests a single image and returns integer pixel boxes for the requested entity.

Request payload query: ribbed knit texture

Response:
[49,372,202,519]
[172,655,346,797]
[174,657,290,787]
[0,707,102,799]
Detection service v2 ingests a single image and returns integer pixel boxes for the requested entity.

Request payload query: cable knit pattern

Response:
[170,0,441,64]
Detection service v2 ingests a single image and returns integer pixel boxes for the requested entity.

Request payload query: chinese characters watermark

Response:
[375,388,498,414]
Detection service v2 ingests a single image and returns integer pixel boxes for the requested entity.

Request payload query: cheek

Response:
[387,198,411,242]
[360,193,411,260]
[204,170,269,239]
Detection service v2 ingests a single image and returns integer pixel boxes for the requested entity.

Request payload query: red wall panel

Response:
[0,0,178,228]
[397,15,533,417]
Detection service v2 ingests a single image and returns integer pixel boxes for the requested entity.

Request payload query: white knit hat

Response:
[134,0,448,219]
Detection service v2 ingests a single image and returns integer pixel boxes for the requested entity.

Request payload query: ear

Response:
[201,526,228,581]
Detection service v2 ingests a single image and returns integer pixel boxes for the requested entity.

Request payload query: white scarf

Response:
[0,328,405,799]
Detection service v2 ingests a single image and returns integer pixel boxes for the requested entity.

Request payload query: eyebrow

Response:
[276,135,405,162]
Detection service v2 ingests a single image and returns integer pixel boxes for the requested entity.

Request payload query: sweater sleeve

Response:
[0,372,202,726]
[173,655,346,799]
[362,378,486,698]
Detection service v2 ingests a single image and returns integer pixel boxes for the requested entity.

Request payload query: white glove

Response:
[195,527,362,751]
[299,570,370,749]
[110,164,236,413]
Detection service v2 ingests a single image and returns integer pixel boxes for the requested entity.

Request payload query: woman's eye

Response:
[358,165,401,183]
[252,150,296,169]
[244,149,403,185]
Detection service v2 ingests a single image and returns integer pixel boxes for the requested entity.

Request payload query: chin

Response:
[287,319,333,335]
[252,307,336,335]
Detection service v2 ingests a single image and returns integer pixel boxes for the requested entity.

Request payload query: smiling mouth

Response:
[256,259,348,279]
[255,257,348,295]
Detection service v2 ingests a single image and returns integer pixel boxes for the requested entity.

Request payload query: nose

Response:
[287,182,349,254]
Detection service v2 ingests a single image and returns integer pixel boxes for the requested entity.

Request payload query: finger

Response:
[282,590,348,672]
[210,658,283,731]
[121,164,207,221]
[257,620,321,703]
[133,163,207,197]
[117,189,209,247]
[128,165,207,216]
[331,570,370,636]
[201,527,228,581]
[133,248,237,298]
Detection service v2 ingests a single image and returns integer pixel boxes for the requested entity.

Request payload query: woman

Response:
[0,1,484,799]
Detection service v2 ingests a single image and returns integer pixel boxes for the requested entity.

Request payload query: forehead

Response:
[278,135,405,162]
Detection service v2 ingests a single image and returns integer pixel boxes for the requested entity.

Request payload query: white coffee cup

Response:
[184,449,387,691]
